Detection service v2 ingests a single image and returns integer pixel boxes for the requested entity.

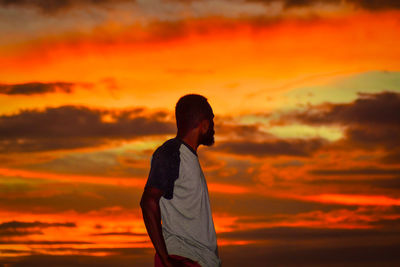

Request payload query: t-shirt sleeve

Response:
[145,149,180,199]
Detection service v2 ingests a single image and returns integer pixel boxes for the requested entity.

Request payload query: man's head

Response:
[175,94,215,146]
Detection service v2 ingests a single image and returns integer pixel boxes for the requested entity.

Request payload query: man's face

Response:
[199,115,215,146]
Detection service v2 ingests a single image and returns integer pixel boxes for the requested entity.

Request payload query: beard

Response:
[199,125,215,146]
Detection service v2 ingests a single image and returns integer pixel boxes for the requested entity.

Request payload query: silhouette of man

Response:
[140,94,221,267]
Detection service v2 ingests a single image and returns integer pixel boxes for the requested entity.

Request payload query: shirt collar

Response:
[175,136,198,157]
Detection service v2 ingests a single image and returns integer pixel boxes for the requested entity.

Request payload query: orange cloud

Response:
[1,11,400,115]
[0,168,144,187]
[301,194,400,206]
[208,183,250,194]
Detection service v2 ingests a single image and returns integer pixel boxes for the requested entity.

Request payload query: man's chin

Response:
[202,138,215,146]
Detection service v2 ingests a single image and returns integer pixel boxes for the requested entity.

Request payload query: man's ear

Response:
[200,119,210,133]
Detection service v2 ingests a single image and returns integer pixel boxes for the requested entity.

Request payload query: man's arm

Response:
[140,186,170,266]
[140,186,198,267]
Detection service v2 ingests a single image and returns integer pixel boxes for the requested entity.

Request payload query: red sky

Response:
[1,0,400,266]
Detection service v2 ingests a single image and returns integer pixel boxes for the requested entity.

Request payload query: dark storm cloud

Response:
[344,124,400,150]
[0,105,175,152]
[0,82,77,95]
[214,137,327,157]
[0,220,76,229]
[0,0,132,14]
[247,0,400,10]
[291,91,400,126]
[282,91,400,157]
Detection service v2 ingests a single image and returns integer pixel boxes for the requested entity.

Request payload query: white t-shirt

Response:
[145,137,220,267]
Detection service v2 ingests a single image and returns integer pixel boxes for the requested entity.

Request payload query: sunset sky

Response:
[1,0,400,266]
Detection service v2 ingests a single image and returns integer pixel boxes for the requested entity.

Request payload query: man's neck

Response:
[177,132,199,152]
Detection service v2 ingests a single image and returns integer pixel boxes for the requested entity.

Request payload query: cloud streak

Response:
[0,0,130,14]
[3,0,400,15]
[0,220,75,237]
[290,91,400,127]
[308,168,400,176]
[305,176,400,189]
[281,91,400,162]
[0,220,76,229]
[0,82,79,95]
[214,138,327,157]
[0,105,175,152]
[247,0,400,10]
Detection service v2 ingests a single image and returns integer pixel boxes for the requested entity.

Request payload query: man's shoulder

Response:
[152,137,181,159]
[147,138,182,199]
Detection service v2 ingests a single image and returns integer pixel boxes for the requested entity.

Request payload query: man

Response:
[140,94,221,267]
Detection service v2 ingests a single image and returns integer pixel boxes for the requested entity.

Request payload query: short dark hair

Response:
[175,94,213,137]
